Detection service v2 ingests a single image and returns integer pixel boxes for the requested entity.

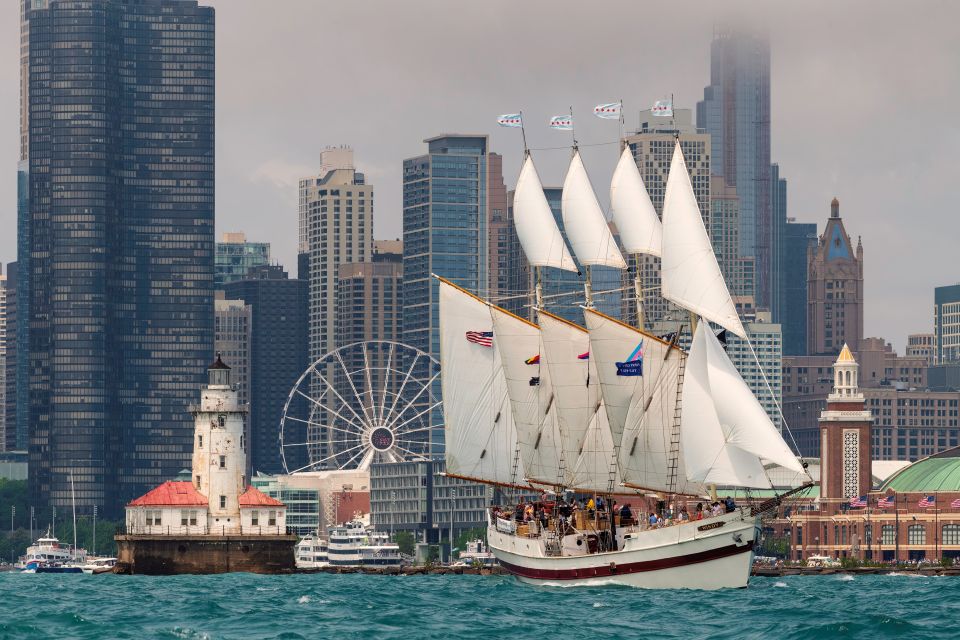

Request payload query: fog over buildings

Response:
[1,0,957,349]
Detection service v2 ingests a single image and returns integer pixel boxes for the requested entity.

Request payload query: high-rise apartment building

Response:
[935,285,960,364]
[214,296,252,473]
[710,176,756,299]
[215,232,270,288]
[403,135,500,454]
[299,147,373,362]
[224,265,308,476]
[778,221,817,356]
[3,262,19,453]
[486,154,510,303]
[0,268,6,452]
[770,163,788,318]
[22,0,215,515]
[697,28,772,307]
[907,334,936,365]
[807,199,864,356]
[622,110,710,327]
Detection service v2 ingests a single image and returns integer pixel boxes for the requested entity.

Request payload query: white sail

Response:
[561,149,627,269]
[438,280,523,486]
[660,141,745,338]
[583,308,702,495]
[567,409,621,492]
[513,154,578,272]
[490,305,564,485]
[537,310,604,477]
[610,146,661,257]
[701,322,805,474]
[681,323,771,488]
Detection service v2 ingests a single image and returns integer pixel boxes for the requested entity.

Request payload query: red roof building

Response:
[239,485,285,507]
[128,481,209,507]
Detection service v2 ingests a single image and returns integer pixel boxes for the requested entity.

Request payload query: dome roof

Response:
[880,447,960,493]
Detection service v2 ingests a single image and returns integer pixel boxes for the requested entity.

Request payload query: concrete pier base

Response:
[114,534,297,575]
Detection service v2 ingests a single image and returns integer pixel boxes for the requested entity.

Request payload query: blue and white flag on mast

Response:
[549,114,574,130]
[651,99,673,117]
[497,114,523,128]
[593,102,622,120]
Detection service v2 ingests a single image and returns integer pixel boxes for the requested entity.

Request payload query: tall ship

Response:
[437,129,810,589]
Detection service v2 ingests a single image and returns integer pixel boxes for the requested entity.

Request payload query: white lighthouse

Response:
[192,353,247,529]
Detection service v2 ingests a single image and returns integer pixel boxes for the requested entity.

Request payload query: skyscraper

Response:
[623,110,711,326]
[23,0,215,515]
[779,221,817,355]
[224,265,308,476]
[215,232,270,288]
[697,28,772,307]
[770,163,788,318]
[0,267,6,452]
[299,147,373,362]
[935,285,960,364]
[403,135,497,454]
[214,296,252,473]
[807,199,864,356]
[3,262,20,453]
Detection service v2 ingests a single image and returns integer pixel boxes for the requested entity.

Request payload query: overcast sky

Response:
[1,1,958,351]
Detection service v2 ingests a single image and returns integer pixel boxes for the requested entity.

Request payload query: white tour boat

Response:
[295,533,330,569]
[327,520,403,567]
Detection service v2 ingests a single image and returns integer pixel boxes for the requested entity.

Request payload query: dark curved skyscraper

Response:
[22,0,215,516]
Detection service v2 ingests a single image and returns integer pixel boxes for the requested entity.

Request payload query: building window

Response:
[220,495,227,509]
[218,415,226,427]
[146,510,162,526]
[181,511,190,526]
[268,511,277,526]
[251,510,259,526]
[219,455,226,468]
[189,511,198,526]
[908,524,926,545]
[881,525,895,545]
[198,435,203,448]
[944,524,960,545]
[796,525,802,545]
[196,475,201,489]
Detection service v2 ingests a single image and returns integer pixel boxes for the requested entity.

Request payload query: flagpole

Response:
[519,110,528,153]
[935,494,939,562]
[569,105,577,148]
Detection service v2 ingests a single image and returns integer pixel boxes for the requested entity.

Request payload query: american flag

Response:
[465,331,493,347]
[877,495,895,508]
[951,498,960,509]
[918,495,936,508]
[849,496,867,508]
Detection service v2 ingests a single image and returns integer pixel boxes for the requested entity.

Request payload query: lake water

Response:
[0,571,954,639]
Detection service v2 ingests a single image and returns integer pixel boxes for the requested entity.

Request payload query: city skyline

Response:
[0,1,957,353]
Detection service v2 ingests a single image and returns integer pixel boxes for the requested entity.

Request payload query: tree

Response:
[394,530,415,556]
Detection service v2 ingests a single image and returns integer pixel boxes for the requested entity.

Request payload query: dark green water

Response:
[0,572,954,639]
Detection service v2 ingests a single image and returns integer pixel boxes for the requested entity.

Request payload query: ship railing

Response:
[120,524,290,536]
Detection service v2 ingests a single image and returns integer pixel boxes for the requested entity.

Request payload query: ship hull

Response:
[488,511,758,589]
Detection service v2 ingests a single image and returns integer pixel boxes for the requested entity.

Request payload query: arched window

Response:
[845,370,851,386]
[908,524,926,545]
[881,525,895,544]
[943,524,960,545]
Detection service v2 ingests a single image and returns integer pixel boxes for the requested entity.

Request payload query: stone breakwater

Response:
[752,565,960,577]
[297,565,506,576]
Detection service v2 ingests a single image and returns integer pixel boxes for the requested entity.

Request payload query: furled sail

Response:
[610,145,661,257]
[681,323,798,488]
[561,149,627,269]
[660,141,745,338]
[537,310,605,479]
[438,279,524,486]
[513,154,578,272]
[583,308,702,495]
[489,305,564,485]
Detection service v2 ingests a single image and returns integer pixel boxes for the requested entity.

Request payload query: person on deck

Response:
[724,496,736,513]
[695,503,704,520]
[586,497,596,518]
[619,503,633,526]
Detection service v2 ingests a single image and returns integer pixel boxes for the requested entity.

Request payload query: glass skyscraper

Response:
[697,28,772,307]
[215,233,271,288]
[403,135,495,455]
[22,0,215,516]
[779,222,817,356]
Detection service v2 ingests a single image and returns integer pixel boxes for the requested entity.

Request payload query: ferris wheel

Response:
[279,340,440,474]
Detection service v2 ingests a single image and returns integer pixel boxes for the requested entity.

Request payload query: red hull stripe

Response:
[498,541,754,581]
